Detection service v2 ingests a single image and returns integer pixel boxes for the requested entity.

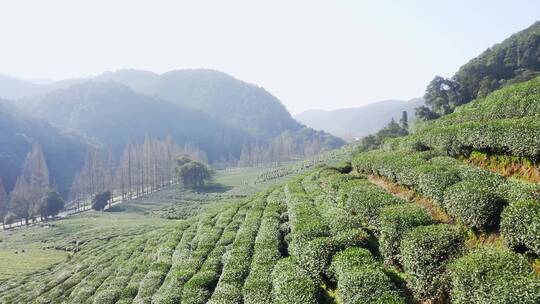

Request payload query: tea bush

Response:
[329,247,405,304]
[400,224,464,301]
[500,199,540,255]
[271,257,319,304]
[448,247,540,304]
[379,204,432,265]
[443,181,505,231]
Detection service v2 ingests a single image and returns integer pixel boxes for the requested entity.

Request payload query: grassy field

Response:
[0,249,67,281]
[0,166,291,282]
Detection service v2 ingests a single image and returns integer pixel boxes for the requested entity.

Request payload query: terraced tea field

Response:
[2,79,540,303]
[2,156,539,303]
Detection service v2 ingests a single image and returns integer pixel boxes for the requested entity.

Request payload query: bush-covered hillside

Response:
[420,21,540,118]
[388,76,540,161]
[2,159,539,303]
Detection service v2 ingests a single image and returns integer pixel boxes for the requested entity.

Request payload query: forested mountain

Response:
[18,81,250,162]
[0,99,87,194]
[96,69,303,138]
[0,70,343,160]
[295,98,423,141]
[420,20,540,118]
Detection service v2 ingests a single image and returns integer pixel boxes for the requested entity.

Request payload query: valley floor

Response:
[0,167,293,283]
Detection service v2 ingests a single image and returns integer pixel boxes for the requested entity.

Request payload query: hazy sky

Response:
[0,1,539,114]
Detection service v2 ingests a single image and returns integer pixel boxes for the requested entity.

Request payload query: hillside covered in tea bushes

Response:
[2,153,539,303]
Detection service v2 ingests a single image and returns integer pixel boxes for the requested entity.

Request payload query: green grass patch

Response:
[0,248,67,280]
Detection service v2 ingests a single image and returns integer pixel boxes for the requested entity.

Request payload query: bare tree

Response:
[0,178,7,228]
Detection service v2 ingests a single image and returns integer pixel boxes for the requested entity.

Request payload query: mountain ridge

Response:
[295,97,424,141]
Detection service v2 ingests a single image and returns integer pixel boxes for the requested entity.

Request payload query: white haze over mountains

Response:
[295,98,424,141]
[1,1,539,113]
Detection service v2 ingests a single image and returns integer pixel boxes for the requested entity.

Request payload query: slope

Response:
[421,20,540,117]
[389,75,540,161]
[96,69,303,139]
[0,99,87,194]
[18,81,251,162]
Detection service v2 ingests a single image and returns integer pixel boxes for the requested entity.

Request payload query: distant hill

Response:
[0,99,87,194]
[295,98,424,141]
[96,69,303,139]
[1,69,344,163]
[18,81,251,162]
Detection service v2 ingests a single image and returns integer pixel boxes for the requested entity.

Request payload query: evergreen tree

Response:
[399,111,409,130]
[9,177,32,225]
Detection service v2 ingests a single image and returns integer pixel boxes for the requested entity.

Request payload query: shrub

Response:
[374,293,407,304]
[498,179,540,203]
[290,237,336,282]
[207,283,242,304]
[379,204,432,265]
[448,247,540,304]
[312,194,368,249]
[271,257,319,304]
[91,191,111,210]
[443,181,505,231]
[329,247,405,304]
[336,268,404,304]
[182,271,216,304]
[400,224,464,300]
[342,183,405,228]
[417,165,460,203]
[501,200,540,255]
[328,247,375,279]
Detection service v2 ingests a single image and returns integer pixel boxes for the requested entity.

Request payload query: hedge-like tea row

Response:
[152,204,244,304]
[54,236,150,304]
[180,205,249,304]
[353,150,540,233]
[243,189,286,304]
[152,220,200,303]
[301,170,369,249]
[400,224,464,301]
[271,257,319,304]
[448,248,540,303]
[58,232,168,304]
[284,179,333,281]
[207,194,267,303]
[378,204,432,265]
[388,116,540,160]
[442,181,505,230]
[329,247,406,304]
[415,75,540,133]
[384,76,540,159]
[340,180,406,229]
[131,231,180,303]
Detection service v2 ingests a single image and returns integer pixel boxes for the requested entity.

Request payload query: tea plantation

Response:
[1,80,540,303]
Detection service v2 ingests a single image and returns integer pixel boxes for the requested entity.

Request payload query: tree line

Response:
[70,136,208,211]
[417,21,540,120]
[355,111,409,153]
[237,131,333,167]
[0,144,64,227]
[0,137,209,227]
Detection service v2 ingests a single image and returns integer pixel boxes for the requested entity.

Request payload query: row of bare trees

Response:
[0,144,61,227]
[237,133,325,167]
[70,137,207,210]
